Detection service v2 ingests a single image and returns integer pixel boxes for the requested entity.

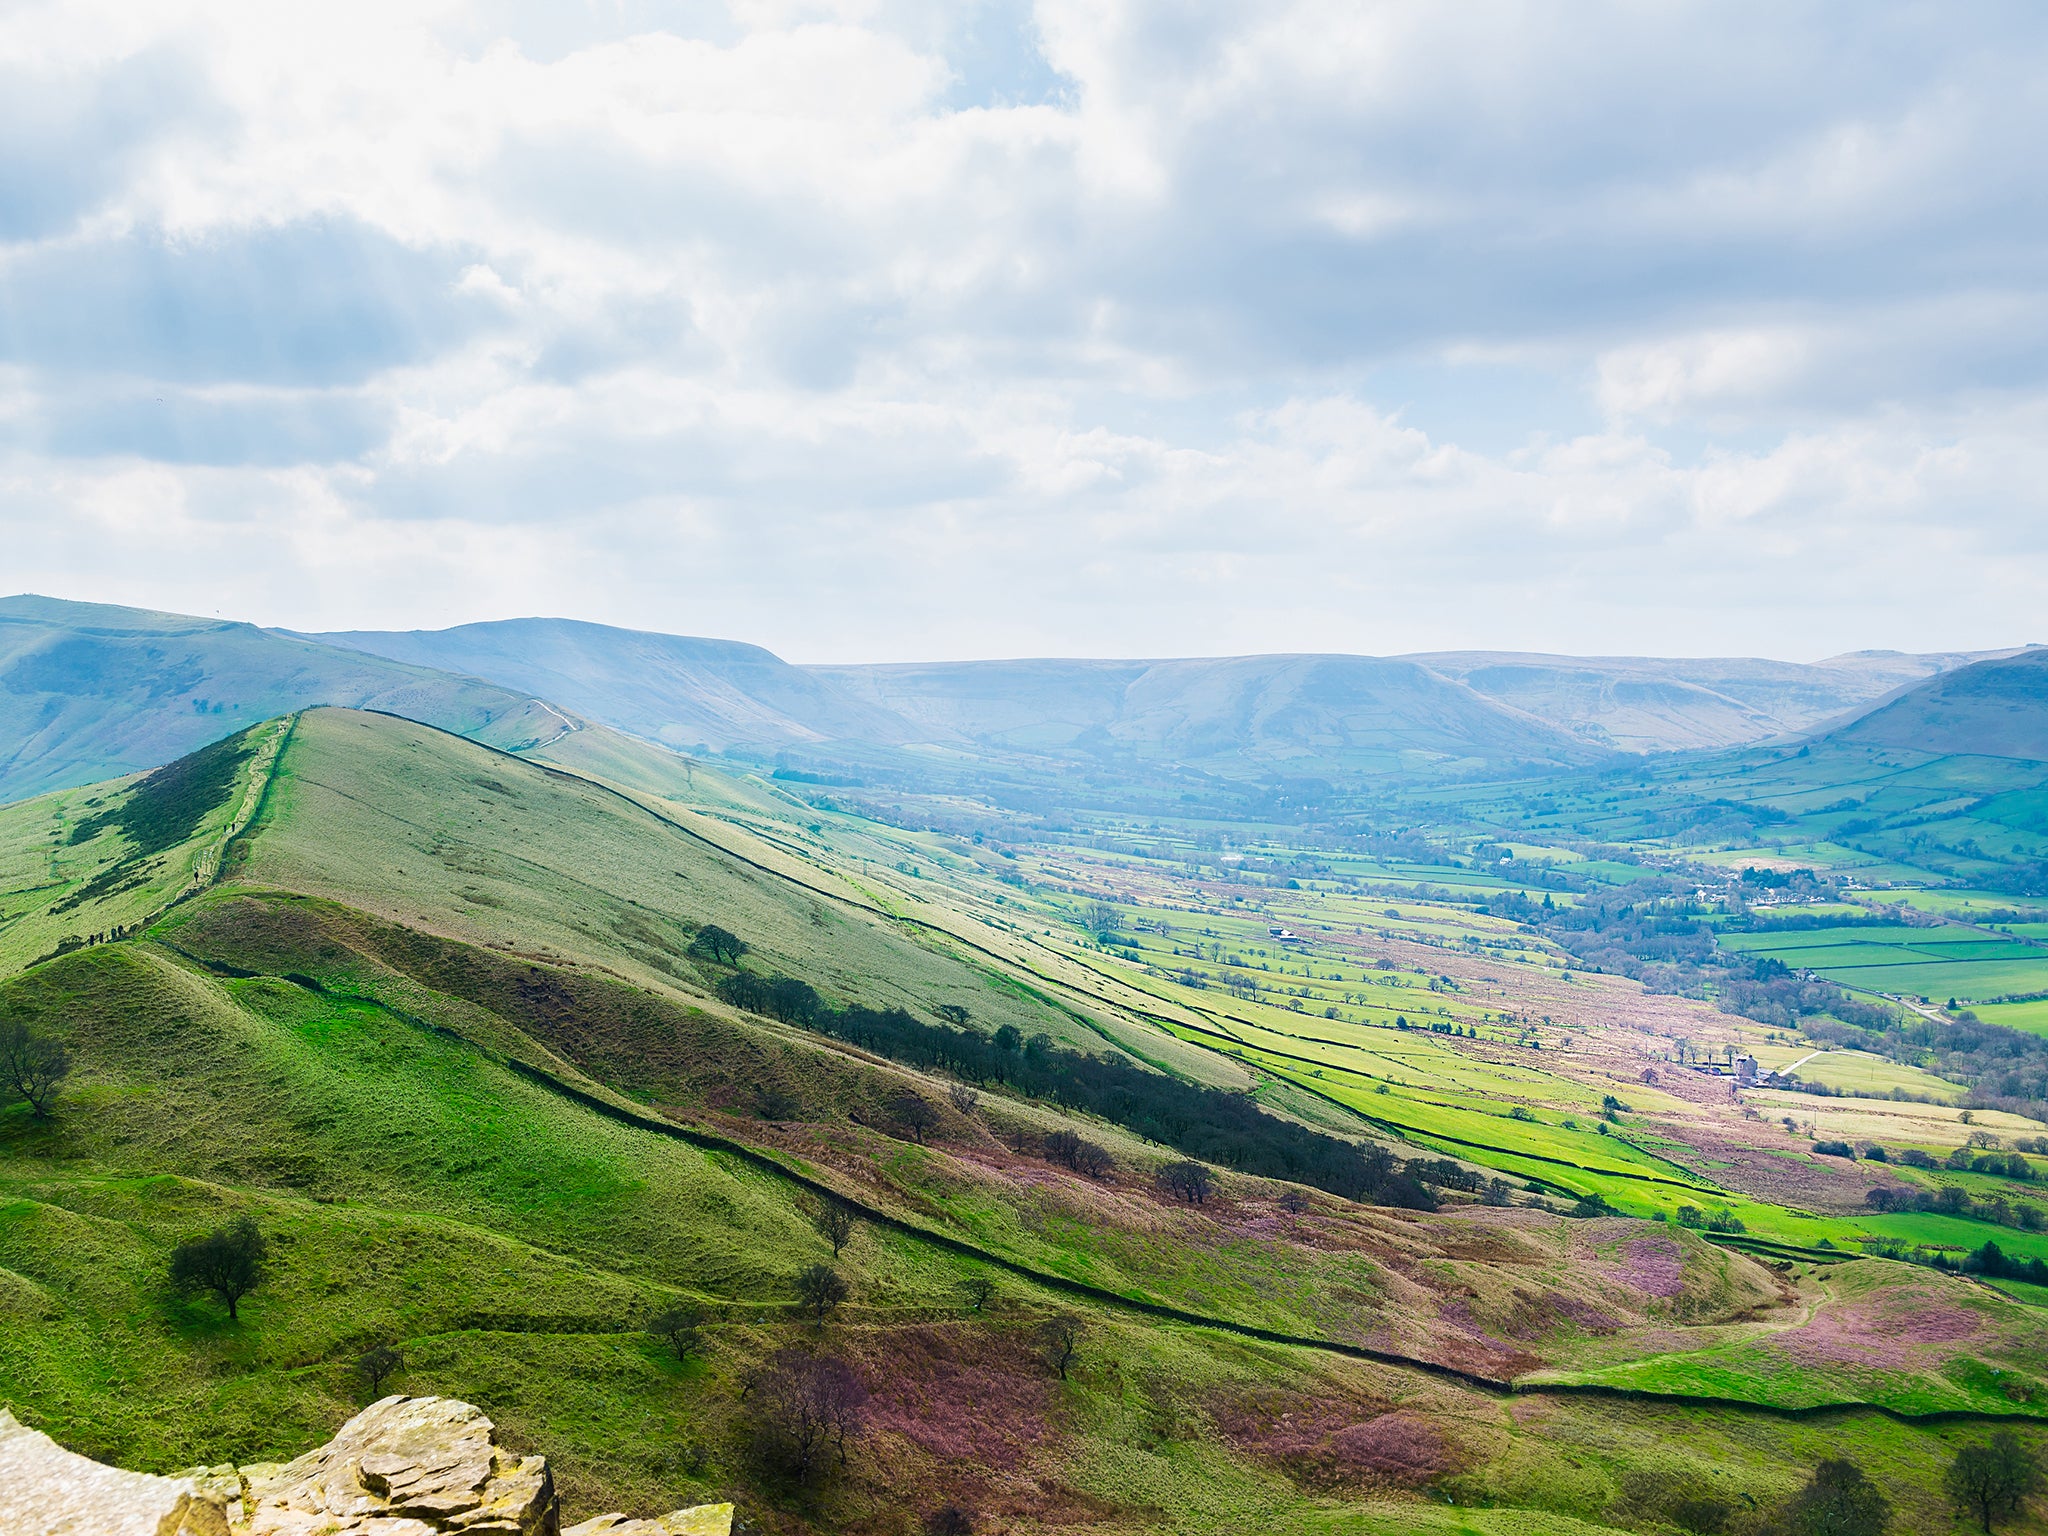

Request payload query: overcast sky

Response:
[3,2,2044,662]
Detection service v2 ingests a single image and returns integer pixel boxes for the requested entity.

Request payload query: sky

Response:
[2,1,2045,663]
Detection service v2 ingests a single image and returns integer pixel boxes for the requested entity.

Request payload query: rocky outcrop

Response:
[0,1409,226,1536]
[0,1398,732,1536]
[238,1395,556,1535]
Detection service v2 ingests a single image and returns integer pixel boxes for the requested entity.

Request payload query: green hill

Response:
[0,708,2033,1533]
[0,594,574,802]
[1829,648,2048,762]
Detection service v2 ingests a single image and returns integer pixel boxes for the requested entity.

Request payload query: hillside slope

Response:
[1,706,2021,1534]
[0,595,576,802]
[1410,649,2001,752]
[314,617,911,755]
[1826,647,2048,762]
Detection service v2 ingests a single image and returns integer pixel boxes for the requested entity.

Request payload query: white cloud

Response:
[0,0,2045,660]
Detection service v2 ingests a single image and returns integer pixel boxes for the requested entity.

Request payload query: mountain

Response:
[317,617,1998,784]
[1403,649,2005,752]
[810,653,1609,776]
[315,623,1619,781]
[0,595,576,802]
[1823,646,2048,761]
[313,616,911,755]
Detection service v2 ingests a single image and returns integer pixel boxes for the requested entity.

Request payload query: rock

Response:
[0,1407,228,1536]
[240,1396,556,1536]
[563,1509,733,1536]
[2,1395,730,1536]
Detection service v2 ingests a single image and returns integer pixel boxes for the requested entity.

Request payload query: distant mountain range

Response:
[0,596,577,801]
[316,616,2010,781]
[0,594,2034,803]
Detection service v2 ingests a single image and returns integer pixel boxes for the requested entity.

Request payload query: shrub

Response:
[1813,1140,1856,1159]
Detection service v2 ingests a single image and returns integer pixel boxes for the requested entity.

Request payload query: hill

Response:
[316,616,1998,789]
[0,595,576,802]
[314,617,910,755]
[1827,647,2048,761]
[3,707,2027,1534]
[317,620,1619,783]
[1410,648,1999,753]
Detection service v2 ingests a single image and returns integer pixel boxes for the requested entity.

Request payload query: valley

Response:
[4,602,2048,1533]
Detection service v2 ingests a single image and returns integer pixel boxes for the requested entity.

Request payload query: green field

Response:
[1718,924,2048,1002]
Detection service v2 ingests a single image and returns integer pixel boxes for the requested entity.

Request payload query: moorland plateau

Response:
[5,595,2048,1534]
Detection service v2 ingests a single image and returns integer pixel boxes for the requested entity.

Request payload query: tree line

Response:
[713,968,1438,1207]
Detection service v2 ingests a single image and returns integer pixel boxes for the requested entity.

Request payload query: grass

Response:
[7,707,2048,1532]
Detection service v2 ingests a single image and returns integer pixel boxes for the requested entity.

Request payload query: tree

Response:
[1084,901,1120,940]
[747,1348,868,1481]
[356,1345,403,1399]
[993,1025,1022,1053]
[688,925,748,966]
[926,1506,975,1535]
[1158,1160,1212,1204]
[1782,1458,1890,1536]
[1277,1188,1310,1216]
[891,1091,940,1144]
[1039,1314,1082,1379]
[947,1083,980,1115]
[813,1202,858,1257]
[0,1020,70,1118]
[796,1263,849,1321]
[169,1216,268,1321]
[934,1004,971,1027]
[646,1302,706,1360]
[1071,1140,1114,1180]
[1947,1432,2041,1533]
[959,1275,996,1314]
[1038,1129,1073,1167]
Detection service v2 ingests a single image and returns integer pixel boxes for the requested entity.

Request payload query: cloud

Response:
[0,0,2044,658]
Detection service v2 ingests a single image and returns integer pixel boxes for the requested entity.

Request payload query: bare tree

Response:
[1039,1314,1082,1379]
[1277,1188,1310,1216]
[748,1348,869,1480]
[1071,1141,1114,1180]
[356,1345,403,1398]
[891,1092,940,1144]
[1158,1161,1213,1204]
[646,1302,706,1360]
[812,1202,858,1257]
[0,1021,70,1118]
[1043,1129,1081,1167]
[959,1275,997,1313]
[169,1216,268,1321]
[934,1004,972,1027]
[795,1263,849,1321]
[948,1083,980,1115]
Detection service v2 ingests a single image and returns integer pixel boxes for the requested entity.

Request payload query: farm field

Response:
[1717,923,2048,1002]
